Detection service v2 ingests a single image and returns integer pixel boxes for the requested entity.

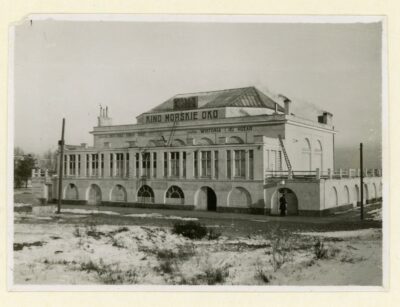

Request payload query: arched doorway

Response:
[354,185,360,206]
[111,184,127,202]
[372,183,377,201]
[363,184,369,203]
[343,185,350,205]
[228,187,251,208]
[195,186,217,211]
[271,188,298,215]
[65,183,79,200]
[87,184,101,205]
[329,187,338,207]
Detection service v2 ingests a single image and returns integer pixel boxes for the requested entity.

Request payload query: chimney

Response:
[318,111,333,125]
[97,105,113,126]
[278,94,292,115]
[284,99,291,115]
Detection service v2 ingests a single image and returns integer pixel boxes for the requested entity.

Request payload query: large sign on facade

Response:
[145,109,219,123]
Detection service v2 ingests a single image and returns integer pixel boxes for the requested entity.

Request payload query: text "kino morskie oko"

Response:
[145,110,219,123]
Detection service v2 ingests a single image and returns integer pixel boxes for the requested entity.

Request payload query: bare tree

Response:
[39,149,57,172]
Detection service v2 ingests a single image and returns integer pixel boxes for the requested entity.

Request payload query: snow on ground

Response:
[124,213,198,221]
[14,203,32,208]
[368,208,382,221]
[13,216,382,286]
[15,205,199,221]
[61,209,121,216]
[298,228,381,238]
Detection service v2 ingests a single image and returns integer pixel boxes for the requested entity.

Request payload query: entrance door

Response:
[206,187,217,211]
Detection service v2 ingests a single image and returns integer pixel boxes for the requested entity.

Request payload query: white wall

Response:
[284,122,334,173]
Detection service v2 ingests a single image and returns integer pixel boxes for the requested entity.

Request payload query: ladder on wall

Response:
[278,134,293,178]
[166,120,178,147]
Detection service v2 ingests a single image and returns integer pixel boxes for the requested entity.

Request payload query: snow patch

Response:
[124,213,198,221]
[14,203,32,208]
[298,228,380,238]
[368,208,382,221]
[61,209,120,216]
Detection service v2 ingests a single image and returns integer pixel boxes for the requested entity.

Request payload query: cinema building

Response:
[33,87,382,215]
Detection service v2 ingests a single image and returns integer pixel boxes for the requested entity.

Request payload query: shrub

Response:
[207,228,222,240]
[158,260,175,275]
[172,221,208,240]
[255,268,270,284]
[270,236,292,271]
[73,226,81,238]
[108,227,129,236]
[80,259,138,284]
[110,236,126,249]
[99,267,138,284]
[177,244,196,260]
[85,225,105,240]
[80,259,104,273]
[203,266,229,285]
[156,249,176,260]
[179,275,200,285]
[14,241,45,251]
[254,262,271,284]
[314,240,328,259]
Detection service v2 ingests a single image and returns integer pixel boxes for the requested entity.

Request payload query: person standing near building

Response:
[279,192,287,216]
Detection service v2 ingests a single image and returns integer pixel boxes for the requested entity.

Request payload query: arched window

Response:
[137,185,154,204]
[227,136,244,144]
[302,138,312,171]
[314,140,323,171]
[198,137,214,145]
[171,139,185,146]
[138,185,154,198]
[166,185,184,199]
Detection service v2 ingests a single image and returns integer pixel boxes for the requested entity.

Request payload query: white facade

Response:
[34,86,381,215]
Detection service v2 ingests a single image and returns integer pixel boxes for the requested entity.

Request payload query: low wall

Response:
[35,175,382,216]
[263,176,382,215]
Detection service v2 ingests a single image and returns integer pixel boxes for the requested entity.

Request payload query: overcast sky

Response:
[13,19,383,168]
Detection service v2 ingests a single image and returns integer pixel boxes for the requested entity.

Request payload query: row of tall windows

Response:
[64,154,81,176]
[64,149,254,179]
[110,153,129,177]
[163,151,187,178]
[136,152,156,178]
[226,149,254,179]
[193,150,219,179]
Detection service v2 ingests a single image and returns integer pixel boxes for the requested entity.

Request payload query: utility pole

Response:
[57,118,65,214]
[360,143,364,220]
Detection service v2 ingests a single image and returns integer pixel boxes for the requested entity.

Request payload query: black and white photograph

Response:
[9,15,386,289]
